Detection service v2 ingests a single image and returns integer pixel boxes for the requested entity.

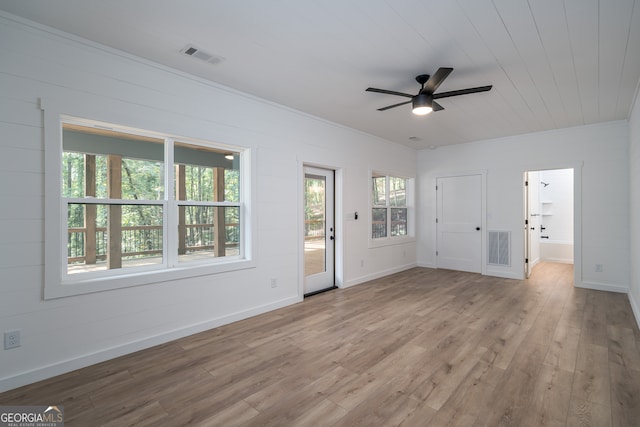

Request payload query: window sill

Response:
[45,258,256,300]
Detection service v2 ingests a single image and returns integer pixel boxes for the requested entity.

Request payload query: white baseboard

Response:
[342,263,417,289]
[416,261,435,268]
[576,280,629,294]
[485,269,523,280]
[418,263,521,280]
[629,292,640,330]
[541,257,574,264]
[0,296,301,393]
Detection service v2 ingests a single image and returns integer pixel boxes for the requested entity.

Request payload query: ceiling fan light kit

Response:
[412,93,433,115]
[366,67,492,116]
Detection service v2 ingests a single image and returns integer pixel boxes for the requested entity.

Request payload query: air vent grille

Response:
[488,231,510,266]
[180,45,225,65]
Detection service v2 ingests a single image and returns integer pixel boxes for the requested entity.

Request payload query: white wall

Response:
[417,120,629,290]
[0,14,417,391]
[630,86,640,327]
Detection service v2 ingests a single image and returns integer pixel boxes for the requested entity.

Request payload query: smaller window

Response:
[371,173,409,240]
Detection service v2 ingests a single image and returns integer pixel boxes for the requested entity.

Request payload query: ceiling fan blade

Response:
[432,101,444,111]
[422,67,453,94]
[366,87,414,98]
[433,85,492,99]
[378,100,412,111]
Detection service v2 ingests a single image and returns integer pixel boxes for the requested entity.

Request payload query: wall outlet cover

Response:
[4,330,21,349]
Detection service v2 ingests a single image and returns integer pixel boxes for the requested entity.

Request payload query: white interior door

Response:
[303,166,335,295]
[436,174,482,273]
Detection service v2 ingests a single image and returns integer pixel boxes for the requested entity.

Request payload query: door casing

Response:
[302,165,336,296]
[434,171,487,275]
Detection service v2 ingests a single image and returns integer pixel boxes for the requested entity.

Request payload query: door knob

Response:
[476,227,480,231]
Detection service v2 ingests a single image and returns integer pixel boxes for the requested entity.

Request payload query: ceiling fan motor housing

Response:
[413,92,433,110]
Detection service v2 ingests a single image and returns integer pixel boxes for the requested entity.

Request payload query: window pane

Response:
[67,203,163,274]
[372,176,386,206]
[62,124,164,200]
[305,175,326,276]
[175,142,240,202]
[305,176,326,237]
[177,205,240,262]
[389,177,406,206]
[224,169,240,202]
[372,208,387,238]
[391,208,408,236]
[121,158,163,200]
[61,152,85,198]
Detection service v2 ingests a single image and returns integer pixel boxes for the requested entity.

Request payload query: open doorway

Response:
[524,168,574,278]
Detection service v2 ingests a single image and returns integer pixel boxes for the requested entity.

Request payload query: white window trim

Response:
[368,170,415,248]
[42,98,256,299]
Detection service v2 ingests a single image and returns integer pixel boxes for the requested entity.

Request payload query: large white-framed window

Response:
[370,171,414,247]
[44,108,254,299]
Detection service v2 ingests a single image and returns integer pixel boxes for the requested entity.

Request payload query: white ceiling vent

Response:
[180,45,225,65]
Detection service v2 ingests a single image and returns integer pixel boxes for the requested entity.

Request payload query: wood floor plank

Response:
[475,368,539,426]
[427,369,497,426]
[419,342,487,410]
[582,291,611,347]
[2,262,639,427]
[544,322,581,373]
[609,363,640,426]
[571,342,611,406]
[518,363,573,427]
[608,325,640,371]
[100,401,168,427]
[288,398,348,427]
[566,399,612,427]
[194,400,260,427]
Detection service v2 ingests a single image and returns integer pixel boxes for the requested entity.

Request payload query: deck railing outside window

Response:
[67,223,239,265]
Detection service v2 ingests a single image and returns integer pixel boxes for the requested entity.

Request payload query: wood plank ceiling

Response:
[0,0,638,149]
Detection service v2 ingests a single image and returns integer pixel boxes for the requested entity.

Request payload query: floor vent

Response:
[488,231,510,266]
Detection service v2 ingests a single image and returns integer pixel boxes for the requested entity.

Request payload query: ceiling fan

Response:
[366,67,492,115]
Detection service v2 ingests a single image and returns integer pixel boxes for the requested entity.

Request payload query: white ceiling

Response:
[1,0,639,149]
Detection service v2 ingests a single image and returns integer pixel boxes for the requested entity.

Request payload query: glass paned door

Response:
[303,166,335,294]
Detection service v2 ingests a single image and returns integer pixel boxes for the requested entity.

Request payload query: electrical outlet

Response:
[4,330,21,349]
[595,264,603,273]
[270,278,277,288]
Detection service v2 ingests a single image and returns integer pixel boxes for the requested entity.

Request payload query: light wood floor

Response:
[2,263,640,426]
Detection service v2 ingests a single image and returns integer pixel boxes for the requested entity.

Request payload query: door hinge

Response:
[525,180,528,186]
[525,258,529,263]
[436,185,438,190]
[436,218,438,223]
[525,219,528,225]
[436,251,438,256]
